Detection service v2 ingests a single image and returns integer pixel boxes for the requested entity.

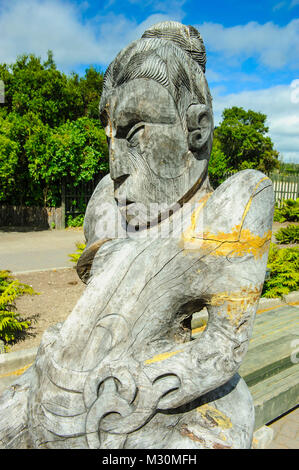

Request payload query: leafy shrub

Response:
[67,214,85,227]
[0,270,38,343]
[275,224,299,244]
[68,242,86,264]
[0,54,108,207]
[273,198,299,223]
[262,244,299,298]
[273,209,287,223]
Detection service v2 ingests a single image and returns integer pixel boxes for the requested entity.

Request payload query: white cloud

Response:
[290,0,299,7]
[196,20,299,69]
[211,82,299,162]
[0,0,183,71]
[0,1,297,163]
[1,1,297,75]
[0,0,100,69]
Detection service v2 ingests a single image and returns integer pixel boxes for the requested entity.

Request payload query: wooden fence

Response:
[0,205,64,229]
[268,173,299,206]
[63,177,102,221]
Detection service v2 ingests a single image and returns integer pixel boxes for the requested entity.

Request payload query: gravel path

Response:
[8,268,85,353]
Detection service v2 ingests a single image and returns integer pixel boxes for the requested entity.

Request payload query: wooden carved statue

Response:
[0,21,274,449]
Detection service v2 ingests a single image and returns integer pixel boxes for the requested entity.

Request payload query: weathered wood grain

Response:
[0,21,274,449]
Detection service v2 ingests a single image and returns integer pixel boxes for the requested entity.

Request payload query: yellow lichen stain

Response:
[196,404,232,429]
[181,176,272,258]
[208,285,262,327]
[191,325,207,335]
[105,102,115,161]
[198,225,271,260]
[144,349,183,365]
[252,437,259,448]
[0,362,32,379]
[209,286,262,307]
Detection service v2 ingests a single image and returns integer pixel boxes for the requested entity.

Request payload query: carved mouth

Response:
[125,199,134,206]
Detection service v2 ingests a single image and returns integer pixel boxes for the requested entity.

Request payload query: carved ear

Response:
[186,104,212,152]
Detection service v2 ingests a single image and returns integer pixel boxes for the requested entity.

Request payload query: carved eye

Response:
[126,123,145,146]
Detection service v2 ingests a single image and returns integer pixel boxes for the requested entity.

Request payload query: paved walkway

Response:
[0,228,85,273]
[267,406,299,449]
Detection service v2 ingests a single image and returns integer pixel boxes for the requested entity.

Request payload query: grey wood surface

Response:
[0,21,274,449]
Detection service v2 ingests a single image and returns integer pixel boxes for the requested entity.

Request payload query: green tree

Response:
[0,123,19,202]
[279,161,299,175]
[25,117,108,206]
[209,106,279,187]
[208,134,232,187]
[0,52,108,207]
[0,111,49,205]
[7,53,71,127]
[79,66,104,119]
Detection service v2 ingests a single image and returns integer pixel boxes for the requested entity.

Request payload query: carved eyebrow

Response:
[116,119,141,139]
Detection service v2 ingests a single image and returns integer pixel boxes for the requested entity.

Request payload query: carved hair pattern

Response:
[101,22,211,129]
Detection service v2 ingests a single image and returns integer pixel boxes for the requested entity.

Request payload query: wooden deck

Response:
[240,303,299,429]
[192,302,299,429]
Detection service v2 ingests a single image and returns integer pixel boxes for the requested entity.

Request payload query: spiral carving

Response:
[83,357,183,448]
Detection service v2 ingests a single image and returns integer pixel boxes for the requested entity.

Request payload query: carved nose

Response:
[114,174,129,190]
[113,174,130,204]
[109,138,131,182]
[110,157,130,182]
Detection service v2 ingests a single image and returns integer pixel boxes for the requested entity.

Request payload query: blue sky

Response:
[0,0,298,162]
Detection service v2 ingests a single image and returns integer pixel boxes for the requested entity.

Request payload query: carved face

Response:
[100,78,210,225]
